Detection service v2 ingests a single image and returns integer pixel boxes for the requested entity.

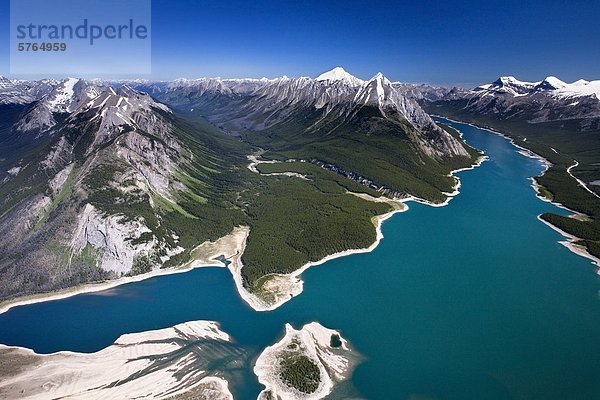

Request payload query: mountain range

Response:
[0,67,478,305]
[410,75,600,264]
[2,66,599,307]
[403,75,600,131]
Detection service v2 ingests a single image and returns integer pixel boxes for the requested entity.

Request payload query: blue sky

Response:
[1,0,599,86]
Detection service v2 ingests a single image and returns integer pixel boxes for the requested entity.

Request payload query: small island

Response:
[254,322,356,400]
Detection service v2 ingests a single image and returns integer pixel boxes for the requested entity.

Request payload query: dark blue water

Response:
[2,119,600,399]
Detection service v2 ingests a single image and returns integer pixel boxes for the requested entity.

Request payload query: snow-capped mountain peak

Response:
[473,74,600,101]
[572,79,590,86]
[354,72,395,107]
[476,75,600,100]
[554,79,600,100]
[536,76,567,91]
[66,86,173,155]
[473,76,540,96]
[316,67,364,87]
[497,76,527,85]
[14,78,102,134]
[369,72,390,85]
[492,76,538,95]
[79,85,170,120]
[369,72,393,86]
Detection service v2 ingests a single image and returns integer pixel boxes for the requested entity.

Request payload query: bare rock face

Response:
[1,194,51,241]
[0,84,192,299]
[70,204,156,274]
[14,102,57,133]
[78,87,171,143]
[41,136,73,170]
[49,164,74,195]
[117,130,179,200]
[68,86,180,200]
[61,86,186,274]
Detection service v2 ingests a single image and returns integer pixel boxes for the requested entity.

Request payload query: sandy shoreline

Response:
[434,115,600,273]
[0,225,255,316]
[538,216,600,270]
[0,321,235,399]
[0,262,220,315]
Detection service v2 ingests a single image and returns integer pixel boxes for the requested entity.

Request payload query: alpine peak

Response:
[537,76,567,90]
[368,72,392,86]
[316,67,364,86]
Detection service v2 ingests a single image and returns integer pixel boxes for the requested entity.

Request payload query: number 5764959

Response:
[17,43,67,51]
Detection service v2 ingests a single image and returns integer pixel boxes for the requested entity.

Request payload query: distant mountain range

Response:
[398,75,600,131]
[474,75,600,98]
[126,68,467,158]
[410,75,600,266]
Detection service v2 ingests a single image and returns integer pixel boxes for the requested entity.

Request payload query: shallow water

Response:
[1,119,600,399]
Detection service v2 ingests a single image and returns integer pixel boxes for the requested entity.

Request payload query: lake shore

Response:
[244,204,407,311]
[0,263,218,315]
[0,227,250,315]
[538,216,600,270]
[0,321,235,399]
[238,146,486,311]
[434,116,600,272]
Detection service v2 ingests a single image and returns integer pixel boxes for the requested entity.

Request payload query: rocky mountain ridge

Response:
[0,84,194,297]
[399,75,600,131]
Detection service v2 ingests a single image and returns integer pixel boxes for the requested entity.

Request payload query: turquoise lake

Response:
[1,119,600,399]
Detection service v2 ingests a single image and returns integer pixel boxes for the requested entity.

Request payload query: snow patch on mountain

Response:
[475,76,539,96]
[14,78,102,133]
[554,80,600,100]
[46,77,77,112]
